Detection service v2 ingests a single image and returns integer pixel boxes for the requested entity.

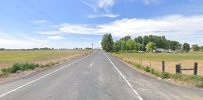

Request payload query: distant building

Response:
[153,48,173,53]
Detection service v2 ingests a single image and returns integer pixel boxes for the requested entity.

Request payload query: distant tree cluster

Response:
[101,34,203,53]
[113,35,182,52]
[192,44,203,52]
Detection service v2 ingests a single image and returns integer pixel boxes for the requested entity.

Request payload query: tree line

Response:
[101,33,203,52]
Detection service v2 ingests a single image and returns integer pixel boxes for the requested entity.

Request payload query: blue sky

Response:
[0,0,203,49]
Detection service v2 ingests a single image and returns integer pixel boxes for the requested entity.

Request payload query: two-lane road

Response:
[0,50,203,100]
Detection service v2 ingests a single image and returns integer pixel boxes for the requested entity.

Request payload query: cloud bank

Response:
[39,14,203,37]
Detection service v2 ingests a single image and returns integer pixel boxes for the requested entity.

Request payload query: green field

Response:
[113,52,203,76]
[0,50,90,69]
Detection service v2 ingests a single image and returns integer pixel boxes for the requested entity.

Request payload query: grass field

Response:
[113,52,203,76]
[0,50,90,69]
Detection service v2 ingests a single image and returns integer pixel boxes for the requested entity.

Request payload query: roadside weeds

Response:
[0,54,88,81]
[114,55,203,88]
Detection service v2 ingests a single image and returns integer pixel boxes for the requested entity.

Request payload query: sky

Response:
[0,0,203,49]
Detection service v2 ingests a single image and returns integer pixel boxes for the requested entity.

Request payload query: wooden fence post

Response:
[194,62,198,75]
[176,64,181,74]
[162,61,165,72]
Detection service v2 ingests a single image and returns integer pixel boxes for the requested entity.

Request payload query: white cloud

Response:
[38,30,62,35]
[0,34,48,49]
[88,13,119,18]
[41,14,203,37]
[36,14,203,45]
[98,0,115,9]
[0,33,92,49]
[32,20,47,24]
[99,14,203,36]
[58,23,98,35]
[48,36,64,40]
[82,0,118,18]
[2,14,203,49]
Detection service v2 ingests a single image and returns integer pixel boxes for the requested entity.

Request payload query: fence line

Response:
[127,57,201,76]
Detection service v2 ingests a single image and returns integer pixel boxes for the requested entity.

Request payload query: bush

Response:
[161,72,170,79]
[1,68,10,73]
[150,68,155,74]
[45,64,50,67]
[20,63,41,71]
[0,61,60,78]
[7,63,41,73]
[0,71,8,77]
[153,70,161,77]
[187,75,202,81]
[144,66,151,72]
[172,74,183,80]
[10,63,22,73]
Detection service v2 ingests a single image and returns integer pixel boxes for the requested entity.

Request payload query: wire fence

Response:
[121,56,203,76]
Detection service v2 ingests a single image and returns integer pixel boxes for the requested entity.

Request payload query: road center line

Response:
[0,54,90,98]
[104,52,143,100]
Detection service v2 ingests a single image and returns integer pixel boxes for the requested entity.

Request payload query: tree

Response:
[126,39,136,50]
[114,40,121,52]
[101,33,114,52]
[134,36,143,44]
[145,42,157,52]
[183,43,190,53]
[169,41,180,51]
[120,40,126,51]
[121,36,131,41]
[134,43,141,51]
[192,44,200,51]
[143,36,149,45]
[200,46,203,52]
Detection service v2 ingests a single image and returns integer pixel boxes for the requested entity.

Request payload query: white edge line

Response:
[104,52,143,100]
[0,54,90,98]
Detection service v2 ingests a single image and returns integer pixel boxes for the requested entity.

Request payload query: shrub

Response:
[150,68,155,75]
[50,62,56,66]
[0,62,60,78]
[153,70,161,77]
[1,68,9,73]
[161,72,170,79]
[10,63,22,73]
[45,64,50,67]
[144,66,151,72]
[187,75,201,81]
[172,74,183,80]
[9,63,40,73]
[0,71,8,77]
[135,64,143,70]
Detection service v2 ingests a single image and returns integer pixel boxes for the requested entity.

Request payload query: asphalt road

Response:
[0,50,203,100]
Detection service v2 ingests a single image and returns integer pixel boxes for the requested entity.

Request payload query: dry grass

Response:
[0,50,90,69]
[113,52,203,76]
